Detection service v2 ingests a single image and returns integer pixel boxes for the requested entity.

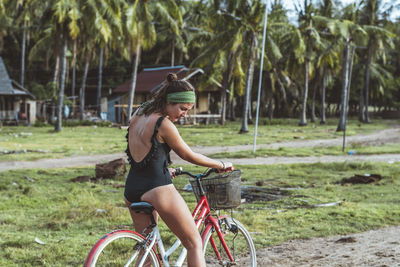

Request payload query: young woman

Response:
[124,73,232,267]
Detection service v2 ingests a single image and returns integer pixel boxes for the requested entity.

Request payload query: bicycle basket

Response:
[189,170,242,209]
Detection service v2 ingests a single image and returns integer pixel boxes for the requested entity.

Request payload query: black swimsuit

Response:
[124,116,172,203]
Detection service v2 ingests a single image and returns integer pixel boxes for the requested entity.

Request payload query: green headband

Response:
[167,91,196,103]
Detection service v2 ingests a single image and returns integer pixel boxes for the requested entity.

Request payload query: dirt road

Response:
[1,128,400,172]
[257,225,400,266]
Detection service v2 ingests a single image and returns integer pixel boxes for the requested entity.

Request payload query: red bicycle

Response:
[84,168,256,266]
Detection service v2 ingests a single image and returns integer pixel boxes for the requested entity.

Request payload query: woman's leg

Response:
[125,198,158,267]
[141,184,206,267]
[124,198,159,234]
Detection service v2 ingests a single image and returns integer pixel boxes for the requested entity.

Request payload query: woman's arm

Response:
[159,119,230,170]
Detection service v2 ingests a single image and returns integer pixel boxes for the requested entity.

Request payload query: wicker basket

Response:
[189,170,242,209]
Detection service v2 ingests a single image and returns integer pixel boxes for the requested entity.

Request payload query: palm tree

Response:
[0,0,12,54]
[295,0,323,126]
[234,0,265,133]
[336,3,367,131]
[314,0,342,124]
[192,1,247,125]
[337,38,355,131]
[359,0,395,123]
[87,0,123,118]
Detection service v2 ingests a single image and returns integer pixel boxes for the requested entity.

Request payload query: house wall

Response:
[27,100,36,124]
[198,92,210,113]
[120,93,147,106]
[0,96,36,124]
[107,96,121,123]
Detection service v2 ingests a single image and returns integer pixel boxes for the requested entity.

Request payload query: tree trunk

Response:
[171,39,175,67]
[240,33,257,133]
[299,60,309,126]
[97,47,104,117]
[346,45,355,116]
[127,42,141,125]
[55,33,68,132]
[178,51,184,65]
[53,54,60,87]
[310,79,317,123]
[155,49,162,65]
[220,88,227,125]
[79,53,90,120]
[228,97,236,121]
[221,52,235,125]
[51,51,60,124]
[267,97,273,121]
[364,47,372,123]
[20,20,27,87]
[71,39,77,113]
[248,98,253,124]
[337,40,351,131]
[320,67,327,124]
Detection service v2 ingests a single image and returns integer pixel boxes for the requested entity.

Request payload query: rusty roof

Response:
[114,65,188,94]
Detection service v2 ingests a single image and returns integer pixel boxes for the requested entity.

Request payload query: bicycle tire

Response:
[84,229,161,267]
[202,217,257,267]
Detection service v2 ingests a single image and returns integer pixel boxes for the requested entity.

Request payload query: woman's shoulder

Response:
[158,117,178,135]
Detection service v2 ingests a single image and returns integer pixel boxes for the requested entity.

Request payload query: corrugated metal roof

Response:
[0,57,34,98]
[114,66,188,94]
[0,57,15,95]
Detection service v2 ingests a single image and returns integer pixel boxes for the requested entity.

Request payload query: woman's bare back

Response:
[128,113,164,163]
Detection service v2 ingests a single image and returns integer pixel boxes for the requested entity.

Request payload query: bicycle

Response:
[84,168,257,267]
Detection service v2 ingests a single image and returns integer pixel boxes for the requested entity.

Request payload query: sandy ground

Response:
[1,127,400,266]
[256,225,400,267]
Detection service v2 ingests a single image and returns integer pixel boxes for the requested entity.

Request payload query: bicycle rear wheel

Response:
[202,217,257,266]
[84,229,160,267]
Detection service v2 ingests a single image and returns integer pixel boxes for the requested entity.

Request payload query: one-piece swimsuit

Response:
[124,116,172,203]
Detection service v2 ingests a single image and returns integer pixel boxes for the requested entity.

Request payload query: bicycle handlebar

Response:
[174,167,218,178]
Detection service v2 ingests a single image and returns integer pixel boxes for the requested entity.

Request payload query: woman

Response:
[124,73,232,267]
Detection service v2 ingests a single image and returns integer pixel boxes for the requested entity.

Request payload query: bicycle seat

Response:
[130,202,154,214]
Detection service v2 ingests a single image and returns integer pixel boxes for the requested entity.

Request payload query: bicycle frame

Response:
[131,191,234,267]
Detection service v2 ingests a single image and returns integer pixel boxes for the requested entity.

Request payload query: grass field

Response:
[0,118,398,162]
[210,143,400,158]
[1,162,399,266]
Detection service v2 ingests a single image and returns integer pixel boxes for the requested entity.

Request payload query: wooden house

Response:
[108,65,220,124]
[0,57,36,125]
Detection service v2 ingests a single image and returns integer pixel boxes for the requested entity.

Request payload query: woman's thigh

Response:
[141,184,201,248]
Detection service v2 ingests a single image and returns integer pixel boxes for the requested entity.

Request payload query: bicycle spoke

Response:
[203,217,257,267]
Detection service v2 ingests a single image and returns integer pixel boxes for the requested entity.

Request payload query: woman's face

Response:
[165,103,194,122]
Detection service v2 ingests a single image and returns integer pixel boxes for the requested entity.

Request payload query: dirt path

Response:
[191,127,400,155]
[1,127,400,172]
[256,225,400,266]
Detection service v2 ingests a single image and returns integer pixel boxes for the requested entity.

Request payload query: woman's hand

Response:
[218,161,233,172]
[169,168,177,179]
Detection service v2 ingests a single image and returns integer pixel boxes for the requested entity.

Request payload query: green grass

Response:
[1,162,400,266]
[210,143,400,158]
[179,118,398,146]
[0,126,127,161]
[1,118,398,162]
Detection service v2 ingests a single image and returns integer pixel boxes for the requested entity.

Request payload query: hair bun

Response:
[166,73,178,83]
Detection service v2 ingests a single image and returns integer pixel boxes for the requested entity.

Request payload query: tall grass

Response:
[1,162,399,266]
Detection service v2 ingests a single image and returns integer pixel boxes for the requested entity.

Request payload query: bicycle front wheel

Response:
[84,229,160,267]
[202,217,257,267]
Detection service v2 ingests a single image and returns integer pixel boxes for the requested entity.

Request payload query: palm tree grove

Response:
[0,0,399,132]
